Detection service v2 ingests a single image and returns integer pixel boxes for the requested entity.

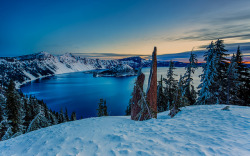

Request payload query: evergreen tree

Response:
[50,114,56,124]
[97,99,108,117]
[71,111,77,121]
[197,41,218,104]
[23,98,31,128]
[182,51,198,105]
[65,107,69,121]
[103,100,108,116]
[43,102,49,119]
[169,75,185,118]
[176,75,189,108]
[214,39,230,103]
[157,75,167,112]
[55,112,59,120]
[97,99,104,117]
[125,99,132,116]
[0,105,3,123]
[235,46,250,105]
[190,85,197,103]
[164,60,178,110]
[58,108,65,123]
[6,80,21,133]
[226,54,240,104]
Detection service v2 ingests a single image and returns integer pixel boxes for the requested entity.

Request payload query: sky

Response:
[1,0,250,62]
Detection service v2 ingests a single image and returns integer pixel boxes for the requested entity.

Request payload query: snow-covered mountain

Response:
[0,52,189,88]
[0,105,249,155]
[0,52,121,88]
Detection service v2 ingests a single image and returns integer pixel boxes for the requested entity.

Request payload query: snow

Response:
[22,71,36,80]
[1,105,249,156]
[4,53,120,89]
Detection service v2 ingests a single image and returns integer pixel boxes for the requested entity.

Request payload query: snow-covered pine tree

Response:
[214,39,230,104]
[235,46,250,106]
[6,80,22,133]
[157,75,167,112]
[0,106,7,140]
[226,54,240,104]
[169,75,186,117]
[197,41,219,105]
[164,60,178,110]
[182,51,198,105]
[23,98,30,128]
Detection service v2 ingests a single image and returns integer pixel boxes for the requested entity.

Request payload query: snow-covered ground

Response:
[0,105,249,156]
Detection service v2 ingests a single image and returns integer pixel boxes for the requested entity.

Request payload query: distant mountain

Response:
[118,56,190,68]
[0,52,190,88]
[0,52,119,88]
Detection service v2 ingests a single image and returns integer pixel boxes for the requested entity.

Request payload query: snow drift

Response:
[0,105,249,156]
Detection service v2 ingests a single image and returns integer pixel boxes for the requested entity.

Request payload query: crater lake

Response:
[20,67,202,119]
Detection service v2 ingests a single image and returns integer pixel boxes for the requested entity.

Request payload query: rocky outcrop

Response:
[131,70,145,120]
[131,47,158,121]
[146,47,158,118]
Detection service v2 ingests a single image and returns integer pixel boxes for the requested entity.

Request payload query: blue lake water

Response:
[21,67,201,119]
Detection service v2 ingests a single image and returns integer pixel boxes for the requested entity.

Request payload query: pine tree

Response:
[164,60,178,110]
[157,75,167,112]
[6,80,21,133]
[235,46,250,105]
[182,51,198,105]
[197,41,218,105]
[169,75,185,118]
[71,111,77,121]
[23,98,31,128]
[214,39,230,103]
[43,102,49,119]
[103,100,108,116]
[65,107,69,121]
[97,99,104,117]
[55,112,59,120]
[58,108,65,123]
[226,54,240,104]
[125,99,132,116]
[0,105,3,123]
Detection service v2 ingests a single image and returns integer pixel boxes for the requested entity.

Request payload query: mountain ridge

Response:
[0,52,188,88]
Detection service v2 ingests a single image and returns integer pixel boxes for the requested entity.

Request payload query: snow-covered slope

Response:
[0,52,191,88]
[0,52,120,88]
[1,105,249,156]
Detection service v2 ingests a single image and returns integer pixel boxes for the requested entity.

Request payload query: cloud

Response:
[72,52,149,59]
[163,9,250,42]
[166,30,250,42]
[210,12,250,24]
[157,42,250,62]
[157,50,205,62]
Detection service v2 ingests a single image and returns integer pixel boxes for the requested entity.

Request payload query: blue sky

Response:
[1,0,250,62]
